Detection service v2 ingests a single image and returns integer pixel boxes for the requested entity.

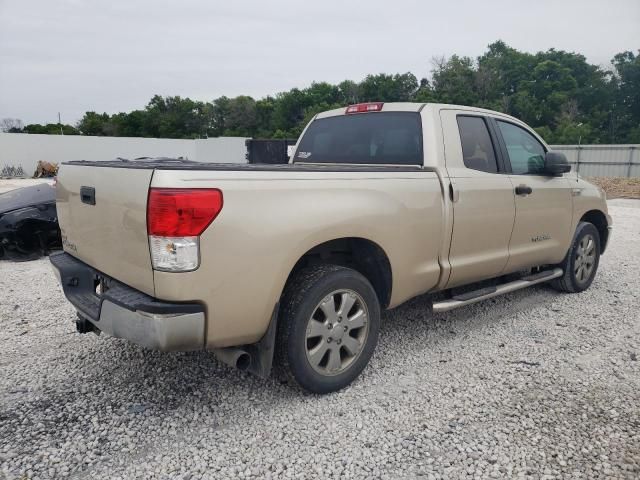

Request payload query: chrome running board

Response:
[432,268,563,313]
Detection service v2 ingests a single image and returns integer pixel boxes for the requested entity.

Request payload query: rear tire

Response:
[551,222,600,293]
[276,264,381,394]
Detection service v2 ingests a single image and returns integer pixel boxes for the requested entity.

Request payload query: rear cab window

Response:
[294,112,423,165]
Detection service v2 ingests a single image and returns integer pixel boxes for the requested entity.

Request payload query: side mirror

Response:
[544,151,571,176]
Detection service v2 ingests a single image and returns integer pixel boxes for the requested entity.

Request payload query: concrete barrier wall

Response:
[2,133,637,178]
[194,138,249,163]
[0,133,248,177]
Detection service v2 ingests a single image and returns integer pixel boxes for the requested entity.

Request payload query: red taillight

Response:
[147,188,223,237]
[345,102,384,114]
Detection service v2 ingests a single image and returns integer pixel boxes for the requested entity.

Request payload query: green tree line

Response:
[4,42,640,144]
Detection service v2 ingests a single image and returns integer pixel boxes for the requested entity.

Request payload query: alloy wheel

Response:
[574,233,596,284]
[304,289,369,376]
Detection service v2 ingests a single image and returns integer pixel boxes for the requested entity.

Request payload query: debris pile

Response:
[34,161,58,178]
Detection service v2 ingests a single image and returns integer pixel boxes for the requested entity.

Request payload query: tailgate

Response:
[56,164,155,295]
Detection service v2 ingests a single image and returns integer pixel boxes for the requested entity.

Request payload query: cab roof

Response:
[313,102,532,132]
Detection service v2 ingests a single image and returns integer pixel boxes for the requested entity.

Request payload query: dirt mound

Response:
[587,177,640,199]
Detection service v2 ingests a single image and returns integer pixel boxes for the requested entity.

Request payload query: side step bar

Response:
[432,268,563,313]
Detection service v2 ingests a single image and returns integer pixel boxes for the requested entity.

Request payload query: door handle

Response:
[80,186,96,205]
[515,185,533,196]
[449,183,459,203]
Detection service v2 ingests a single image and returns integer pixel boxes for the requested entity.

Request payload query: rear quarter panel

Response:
[151,169,445,348]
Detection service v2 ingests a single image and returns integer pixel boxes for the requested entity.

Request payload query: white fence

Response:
[0,133,248,177]
[549,144,639,178]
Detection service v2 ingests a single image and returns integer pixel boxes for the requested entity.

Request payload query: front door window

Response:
[496,121,546,175]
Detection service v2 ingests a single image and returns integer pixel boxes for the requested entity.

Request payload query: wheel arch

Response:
[283,237,393,309]
[580,209,609,253]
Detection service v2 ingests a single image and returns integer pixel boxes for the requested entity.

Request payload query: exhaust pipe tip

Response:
[235,352,251,371]
[214,347,252,372]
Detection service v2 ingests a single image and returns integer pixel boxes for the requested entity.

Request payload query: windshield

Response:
[294,112,423,165]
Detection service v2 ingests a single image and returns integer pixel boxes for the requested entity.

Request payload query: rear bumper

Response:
[50,252,205,351]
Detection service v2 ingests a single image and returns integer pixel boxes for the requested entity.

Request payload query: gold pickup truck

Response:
[51,102,611,393]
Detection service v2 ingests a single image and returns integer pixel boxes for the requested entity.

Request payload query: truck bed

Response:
[56,157,446,347]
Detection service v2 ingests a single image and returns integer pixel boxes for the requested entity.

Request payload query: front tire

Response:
[276,265,381,394]
[551,222,601,293]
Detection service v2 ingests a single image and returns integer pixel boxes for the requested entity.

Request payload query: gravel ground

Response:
[1,200,639,480]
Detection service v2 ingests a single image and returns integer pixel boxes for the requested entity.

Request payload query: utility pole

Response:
[58,112,63,135]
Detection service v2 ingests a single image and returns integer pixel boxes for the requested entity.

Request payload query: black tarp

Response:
[245,139,297,164]
[0,183,61,259]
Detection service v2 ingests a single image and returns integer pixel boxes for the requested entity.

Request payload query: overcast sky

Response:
[0,0,638,125]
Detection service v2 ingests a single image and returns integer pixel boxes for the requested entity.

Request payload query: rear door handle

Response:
[515,185,533,196]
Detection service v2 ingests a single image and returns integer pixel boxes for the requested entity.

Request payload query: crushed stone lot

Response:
[1,200,639,480]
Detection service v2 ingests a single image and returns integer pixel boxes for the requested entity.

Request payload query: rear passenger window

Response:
[456,116,498,173]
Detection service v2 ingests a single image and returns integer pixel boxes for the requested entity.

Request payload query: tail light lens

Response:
[149,235,200,272]
[147,188,223,236]
[147,188,223,271]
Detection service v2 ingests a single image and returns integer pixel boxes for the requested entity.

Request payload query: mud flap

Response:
[244,303,279,379]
